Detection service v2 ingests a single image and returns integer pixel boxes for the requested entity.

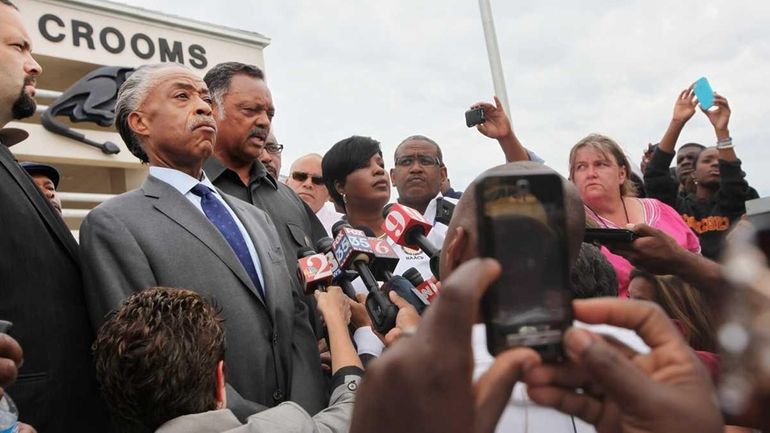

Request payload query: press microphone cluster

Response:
[382,203,441,279]
[331,221,397,333]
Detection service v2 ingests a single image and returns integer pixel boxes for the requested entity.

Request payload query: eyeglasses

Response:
[291,171,324,185]
[265,143,284,154]
[395,154,442,168]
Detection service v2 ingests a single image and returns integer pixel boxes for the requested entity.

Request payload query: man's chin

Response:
[11,93,36,120]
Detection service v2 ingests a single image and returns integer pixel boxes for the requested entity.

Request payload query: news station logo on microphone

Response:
[331,226,374,269]
[382,203,432,249]
[297,250,334,294]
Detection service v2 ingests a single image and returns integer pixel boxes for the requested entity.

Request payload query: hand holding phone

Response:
[476,172,572,362]
[465,107,485,127]
[693,77,715,111]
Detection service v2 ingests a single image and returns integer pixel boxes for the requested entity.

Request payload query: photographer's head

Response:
[439,161,585,280]
[0,0,42,128]
[93,287,226,432]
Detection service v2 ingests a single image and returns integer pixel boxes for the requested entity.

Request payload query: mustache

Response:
[24,76,36,87]
[188,116,217,131]
[248,127,269,141]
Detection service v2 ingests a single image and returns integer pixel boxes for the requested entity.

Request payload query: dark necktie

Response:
[190,183,265,299]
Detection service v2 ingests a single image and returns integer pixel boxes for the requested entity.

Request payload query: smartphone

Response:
[465,107,485,127]
[693,77,715,110]
[584,228,639,244]
[476,172,572,361]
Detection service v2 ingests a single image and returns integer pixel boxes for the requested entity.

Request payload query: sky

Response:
[119,0,770,196]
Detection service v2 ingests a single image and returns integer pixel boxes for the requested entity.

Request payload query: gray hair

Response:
[114,63,183,163]
[203,62,264,118]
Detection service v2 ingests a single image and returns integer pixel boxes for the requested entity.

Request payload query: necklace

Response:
[586,197,630,228]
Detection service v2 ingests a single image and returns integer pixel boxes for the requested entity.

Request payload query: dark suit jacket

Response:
[79,175,328,420]
[0,144,110,432]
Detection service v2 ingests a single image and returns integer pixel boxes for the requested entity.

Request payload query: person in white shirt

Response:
[285,153,342,237]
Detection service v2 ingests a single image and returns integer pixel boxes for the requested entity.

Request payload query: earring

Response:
[342,193,348,204]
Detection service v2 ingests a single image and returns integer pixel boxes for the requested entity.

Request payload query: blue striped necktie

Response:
[190,183,265,299]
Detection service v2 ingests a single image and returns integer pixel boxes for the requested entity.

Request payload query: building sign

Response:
[38,14,208,69]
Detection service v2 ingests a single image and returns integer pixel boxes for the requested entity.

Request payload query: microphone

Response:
[357,226,399,282]
[382,275,429,315]
[296,247,334,294]
[403,267,440,304]
[332,221,397,333]
[315,236,357,300]
[382,203,442,278]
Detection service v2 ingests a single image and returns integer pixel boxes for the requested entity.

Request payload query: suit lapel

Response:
[142,176,265,306]
[0,144,80,264]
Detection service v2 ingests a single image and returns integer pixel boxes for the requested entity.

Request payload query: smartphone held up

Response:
[476,171,572,362]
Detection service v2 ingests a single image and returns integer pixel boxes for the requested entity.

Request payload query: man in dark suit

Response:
[79,63,327,421]
[0,1,110,431]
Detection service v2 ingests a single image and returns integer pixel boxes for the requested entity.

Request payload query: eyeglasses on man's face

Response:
[395,154,441,168]
[291,171,324,185]
[265,143,284,154]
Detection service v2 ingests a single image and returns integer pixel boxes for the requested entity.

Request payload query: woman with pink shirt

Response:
[569,134,700,297]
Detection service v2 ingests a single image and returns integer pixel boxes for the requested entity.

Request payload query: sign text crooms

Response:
[38,14,208,69]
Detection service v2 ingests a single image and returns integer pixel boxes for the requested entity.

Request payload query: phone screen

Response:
[477,173,572,360]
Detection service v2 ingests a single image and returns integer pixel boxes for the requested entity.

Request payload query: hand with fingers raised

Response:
[350,258,542,433]
[523,298,723,433]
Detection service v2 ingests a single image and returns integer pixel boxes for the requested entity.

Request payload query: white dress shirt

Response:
[149,166,265,290]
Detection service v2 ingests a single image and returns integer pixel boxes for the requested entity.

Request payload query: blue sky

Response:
[119,0,770,196]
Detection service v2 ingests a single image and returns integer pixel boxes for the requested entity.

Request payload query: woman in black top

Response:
[644,88,755,259]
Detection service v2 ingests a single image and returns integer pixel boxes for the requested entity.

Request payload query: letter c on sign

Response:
[39,14,65,43]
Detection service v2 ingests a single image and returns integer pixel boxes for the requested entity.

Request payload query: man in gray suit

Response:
[93,287,361,433]
[79,63,327,420]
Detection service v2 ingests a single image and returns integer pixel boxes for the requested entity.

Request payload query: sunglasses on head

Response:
[291,171,324,185]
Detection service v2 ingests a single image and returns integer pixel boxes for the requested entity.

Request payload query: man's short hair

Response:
[0,0,18,10]
[570,242,618,298]
[679,142,706,152]
[93,287,226,431]
[394,135,443,165]
[203,62,265,110]
[114,63,181,163]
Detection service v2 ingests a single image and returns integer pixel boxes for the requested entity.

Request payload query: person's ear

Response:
[618,164,627,186]
[127,111,151,140]
[390,167,398,185]
[215,360,227,409]
[439,165,448,185]
[334,180,345,197]
[442,226,468,277]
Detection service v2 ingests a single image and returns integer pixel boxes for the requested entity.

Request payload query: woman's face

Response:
[571,146,627,205]
[341,153,391,210]
[692,147,720,188]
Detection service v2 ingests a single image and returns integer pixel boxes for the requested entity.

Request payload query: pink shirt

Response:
[588,198,701,298]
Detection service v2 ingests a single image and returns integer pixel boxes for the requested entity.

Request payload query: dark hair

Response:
[680,142,706,152]
[322,136,383,209]
[570,242,618,298]
[93,287,226,432]
[0,0,18,10]
[203,62,265,108]
[395,135,443,165]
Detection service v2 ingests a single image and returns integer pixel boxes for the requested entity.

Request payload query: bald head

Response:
[440,161,585,279]
[286,152,329,212]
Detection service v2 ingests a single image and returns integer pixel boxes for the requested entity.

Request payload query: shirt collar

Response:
[203,156,277,190]
[149,166,217,196]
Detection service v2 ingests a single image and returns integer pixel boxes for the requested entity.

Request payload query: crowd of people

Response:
[1,0,769,432]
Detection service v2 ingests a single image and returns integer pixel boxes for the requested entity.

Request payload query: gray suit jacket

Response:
[80,175,327,418]
[155,371,361,433]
